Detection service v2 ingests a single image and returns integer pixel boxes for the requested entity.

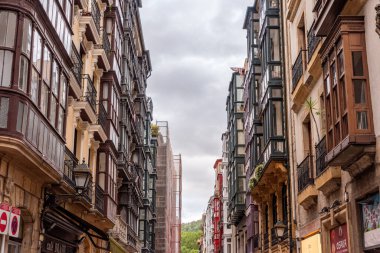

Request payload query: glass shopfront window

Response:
[361,193,380,250]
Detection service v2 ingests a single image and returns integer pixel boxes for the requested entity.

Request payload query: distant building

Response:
[155,121,182,253]
[203,197,215,253]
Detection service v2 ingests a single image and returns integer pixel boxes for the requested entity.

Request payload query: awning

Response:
[110,238,127,253]
[43,194,110,251]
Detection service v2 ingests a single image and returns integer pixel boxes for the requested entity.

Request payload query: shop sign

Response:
[361,193,380,249]
[9,207,21,238]
[0,202,10,235]
[330,224,349,253]
[43,237,76,253]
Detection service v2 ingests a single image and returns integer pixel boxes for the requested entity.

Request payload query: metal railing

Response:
[91,0,101,34]
[83,180,92,203]
[253,234,259,249]
[95,184,105,214]
[103,31,111,55]
[297,155,314,192]
[98,102,107,130]
[307,23,320,62]
[82,74,97,113]
[264,232,269,250]
[71,44,83,86]
[316,137,327,176]
[63,148,78,188]
[292,49,305,90]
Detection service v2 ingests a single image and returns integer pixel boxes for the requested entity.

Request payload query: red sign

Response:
[0,203,10,235]
[330,224,349,253]
[9,207,20,237]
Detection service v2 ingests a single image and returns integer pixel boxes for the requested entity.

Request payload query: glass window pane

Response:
[0,97,9,128]
[21,18,32,56]
[31,69,39,104]
[42,46,52,83]
[49,96,57,125]
[57,106,64,135]
[269,29,280,61]
[51,60,59,95]
[0,12,17,48]
[32,31,42,71]
[19,56,29,92]
[338,52,344,75]
[353,80,366,104]
[60,74,67,107]
[40,84,48,116]
[352,51,364,76]
[357,111,368,129]
[1,51,13,87]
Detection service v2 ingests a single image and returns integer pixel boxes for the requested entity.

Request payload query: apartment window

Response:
[0,11,17,87]
[322,19,373,152]
[0,97,9,128]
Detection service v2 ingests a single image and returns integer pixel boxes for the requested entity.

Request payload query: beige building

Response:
[284,0,380,252]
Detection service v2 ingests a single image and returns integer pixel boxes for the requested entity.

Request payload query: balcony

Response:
[72,75,97,123]
[63,148,78,188]
[271,227,278,246]
[79,0,101,44]
[70,44,83,99]
[321,17,376,176]
[95,184,105,214]
[127,225,139,252]
[93,31,111,71]
[315,166,341,196]
[307,24,320,64]
[313,0,347,36]
[264,232,269,250]
[315,137,327,176]
[297,155,317,209]
[298,155,313,192]
[98,103,107,132]
[292,49,305,91]
[109,216,128,246]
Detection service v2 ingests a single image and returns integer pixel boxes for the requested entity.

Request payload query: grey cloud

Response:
[141,0,250,222]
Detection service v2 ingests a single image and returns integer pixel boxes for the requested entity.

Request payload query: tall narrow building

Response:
[155,121,182,253]
[244,0,291,252]
[283,0,380,252]
[226,69,247,252]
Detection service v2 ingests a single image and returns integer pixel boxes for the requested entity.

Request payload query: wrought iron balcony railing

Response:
[307,23,320,62]
[316,137,327,176]
[271,227,278,245]
[71,44,83,86]
[95,184,105,214]
[264,232,269,250]
[98,102,107,131]
[297,155,314,192]
[91,0,101,34]
[292,49,306,90]
[82,74,97,113]
[63,147,78,188]
[103,31,111,55]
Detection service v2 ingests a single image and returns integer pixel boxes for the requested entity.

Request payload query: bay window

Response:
[321,17,375,165]
[0,11,17,87]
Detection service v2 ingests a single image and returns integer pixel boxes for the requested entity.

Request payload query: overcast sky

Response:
[140,0,250,223]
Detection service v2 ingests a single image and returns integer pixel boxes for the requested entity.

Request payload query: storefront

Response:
[301,233,322,253]
[360,192,380,251]
[41,195,110,253]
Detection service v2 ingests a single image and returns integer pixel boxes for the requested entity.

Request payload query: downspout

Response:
[280,0,294,252]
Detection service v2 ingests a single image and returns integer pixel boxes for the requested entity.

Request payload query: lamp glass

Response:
[274,221,286,238]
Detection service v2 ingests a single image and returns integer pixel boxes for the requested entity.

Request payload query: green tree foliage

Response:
[181,220,202,253]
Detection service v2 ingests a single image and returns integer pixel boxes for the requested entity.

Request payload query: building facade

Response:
[203,197,215,253]
[212,159,223,253]
[244,0,292,252]
[226,69,247,253]
[154,121,182,253]
[284,0,380,252]
[0,0,157,252]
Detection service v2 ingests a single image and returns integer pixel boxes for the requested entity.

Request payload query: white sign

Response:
[0,203,10,235]
[9,207,20,238]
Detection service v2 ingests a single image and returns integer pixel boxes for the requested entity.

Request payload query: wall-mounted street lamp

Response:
[73,159,92,195]
[45,159,92,205]
[274,221,287,239]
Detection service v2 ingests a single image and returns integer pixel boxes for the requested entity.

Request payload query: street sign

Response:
[9,207,20,238]
[0,203,10,235]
